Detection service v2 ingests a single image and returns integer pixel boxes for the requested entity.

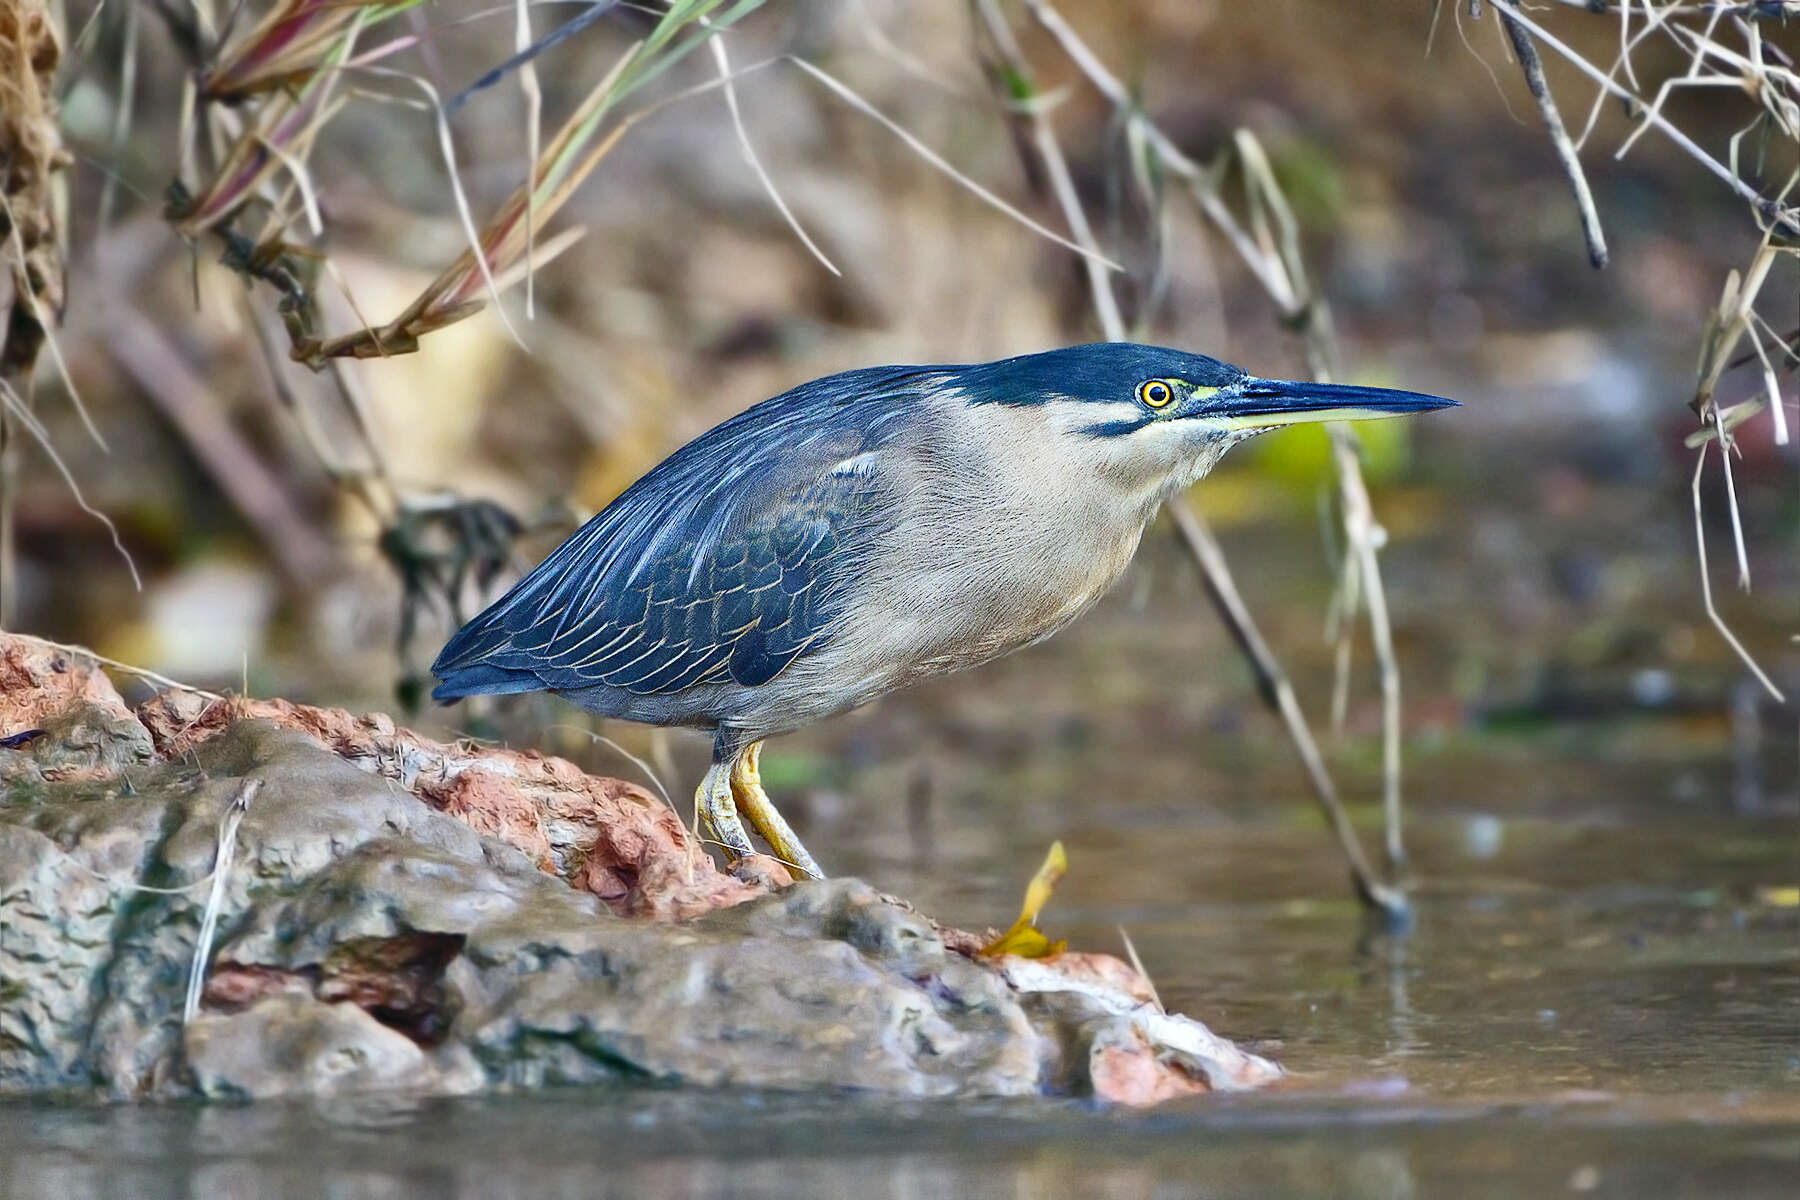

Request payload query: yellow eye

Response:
[1138,379,1174,409]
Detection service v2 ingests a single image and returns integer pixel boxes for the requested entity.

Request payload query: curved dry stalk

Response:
[708,26,840,276]
[1691,445,1785,703]
[0,378,141,591]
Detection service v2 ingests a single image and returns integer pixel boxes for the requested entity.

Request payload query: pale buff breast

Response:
[791,399,1163,703]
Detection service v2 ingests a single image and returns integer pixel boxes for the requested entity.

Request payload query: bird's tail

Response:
[429,662,544,703]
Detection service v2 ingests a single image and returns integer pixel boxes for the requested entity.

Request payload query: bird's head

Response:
[951,342,1456,497]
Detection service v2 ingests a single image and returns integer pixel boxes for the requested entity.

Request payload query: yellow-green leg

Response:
[696,758,754,860]
[729,741,824,880]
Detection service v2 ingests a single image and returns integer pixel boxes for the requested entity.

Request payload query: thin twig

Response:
[1170,500,1410,920]
[972,0,1121,338]
[1499,10,1610,268]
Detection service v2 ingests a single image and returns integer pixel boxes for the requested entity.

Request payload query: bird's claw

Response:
[729,741,825,880]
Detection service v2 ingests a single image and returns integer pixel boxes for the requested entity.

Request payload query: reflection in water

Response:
[7,1089,1799,1200]
[1360,926,1420,1074]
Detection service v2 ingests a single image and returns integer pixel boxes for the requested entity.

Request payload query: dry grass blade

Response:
[351,62,527,352]
[1693,238,1792,423]
[1332,445,1407,868]
[175,27,359,240]
[1327,549,1363,736]
[292,2,769,365]
[5,632,221,697]
[202,0,427,102]
[306,46,642,364]
[1710,400,1752,590]
[446,0,622,114]
[1116,926,1163,1012]
[513,0,544,318]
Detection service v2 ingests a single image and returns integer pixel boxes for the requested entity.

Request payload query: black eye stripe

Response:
[1080,416,1152,438]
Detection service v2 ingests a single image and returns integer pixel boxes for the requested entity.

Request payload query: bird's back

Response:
[431,366,941,731]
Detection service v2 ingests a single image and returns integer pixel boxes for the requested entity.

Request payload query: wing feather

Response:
[432,366,938,701]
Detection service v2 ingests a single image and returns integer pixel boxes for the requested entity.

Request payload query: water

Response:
[6,1089,1797,1198]
[5,528,1796,1198]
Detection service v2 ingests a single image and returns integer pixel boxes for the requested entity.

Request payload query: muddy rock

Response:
[0,636,152,783]
[186,991,487,1101]
[0,634,1281,1104]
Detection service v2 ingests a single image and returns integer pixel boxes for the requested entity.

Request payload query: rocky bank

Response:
[0,633,1280,1104]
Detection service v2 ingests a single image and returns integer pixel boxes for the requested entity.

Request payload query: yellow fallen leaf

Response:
[979,841,1068,959]
[1756,886,1799,908]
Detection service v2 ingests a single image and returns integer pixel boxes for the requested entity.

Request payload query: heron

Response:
[432,343,1455,880]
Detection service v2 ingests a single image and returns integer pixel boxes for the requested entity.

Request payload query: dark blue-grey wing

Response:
[432,379,919,699]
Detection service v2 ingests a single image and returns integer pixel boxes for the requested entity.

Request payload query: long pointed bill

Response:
[1214,378,1458,430]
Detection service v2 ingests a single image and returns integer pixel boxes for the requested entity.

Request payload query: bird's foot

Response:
[729,741,825,880]
[695,759,754,860]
